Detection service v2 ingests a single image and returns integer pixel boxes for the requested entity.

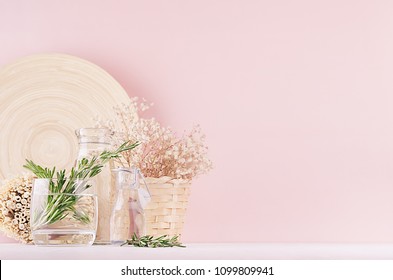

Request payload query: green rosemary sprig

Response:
[121,233,185,248]
[25,141,139,228]
[23,160,56,178]
[100,141,140,162]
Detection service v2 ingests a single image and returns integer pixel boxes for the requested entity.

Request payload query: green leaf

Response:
[121,233,185,248]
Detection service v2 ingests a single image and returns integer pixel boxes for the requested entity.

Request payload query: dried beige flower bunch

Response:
[0,174,34,243]
[97,97,212,181]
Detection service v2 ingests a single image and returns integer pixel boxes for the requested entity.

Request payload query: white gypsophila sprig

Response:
[95,98,212,181]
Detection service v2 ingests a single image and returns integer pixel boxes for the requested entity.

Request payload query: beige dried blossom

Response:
[0,174,34,243]
[96,97,212,181]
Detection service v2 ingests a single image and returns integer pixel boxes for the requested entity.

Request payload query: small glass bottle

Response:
[110,168,132,244]
[75,128,114,244]
[110,167,149,244]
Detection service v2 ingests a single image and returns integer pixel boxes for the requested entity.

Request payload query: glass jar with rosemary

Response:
[25,141,139,246]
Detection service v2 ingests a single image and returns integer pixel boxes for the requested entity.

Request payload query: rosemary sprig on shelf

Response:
[24,141,139,228]
[121,233,185,248]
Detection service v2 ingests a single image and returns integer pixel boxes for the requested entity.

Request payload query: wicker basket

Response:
[141,177,191,238]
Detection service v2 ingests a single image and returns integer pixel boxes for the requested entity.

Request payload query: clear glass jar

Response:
[30,178,98,246]
[75,128,114,244]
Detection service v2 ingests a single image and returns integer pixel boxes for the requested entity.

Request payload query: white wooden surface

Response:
[1,243,393,260]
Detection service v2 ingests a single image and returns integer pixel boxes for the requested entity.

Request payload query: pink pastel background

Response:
[1,0,393,243]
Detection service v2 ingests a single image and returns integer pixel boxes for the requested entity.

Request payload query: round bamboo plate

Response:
[0,53,130,181]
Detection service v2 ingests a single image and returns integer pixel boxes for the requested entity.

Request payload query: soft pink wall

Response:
[1,0,393,243]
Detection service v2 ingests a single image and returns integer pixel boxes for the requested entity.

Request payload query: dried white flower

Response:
[96,99,212,180]
[0,174,34,243]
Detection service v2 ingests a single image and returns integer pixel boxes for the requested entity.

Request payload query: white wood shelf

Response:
[1,243,393,260]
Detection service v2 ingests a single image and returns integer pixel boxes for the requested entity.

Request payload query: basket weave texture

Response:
[143,177,191,237]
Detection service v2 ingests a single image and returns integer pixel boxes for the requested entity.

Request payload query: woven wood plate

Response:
[0,53,130,181]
